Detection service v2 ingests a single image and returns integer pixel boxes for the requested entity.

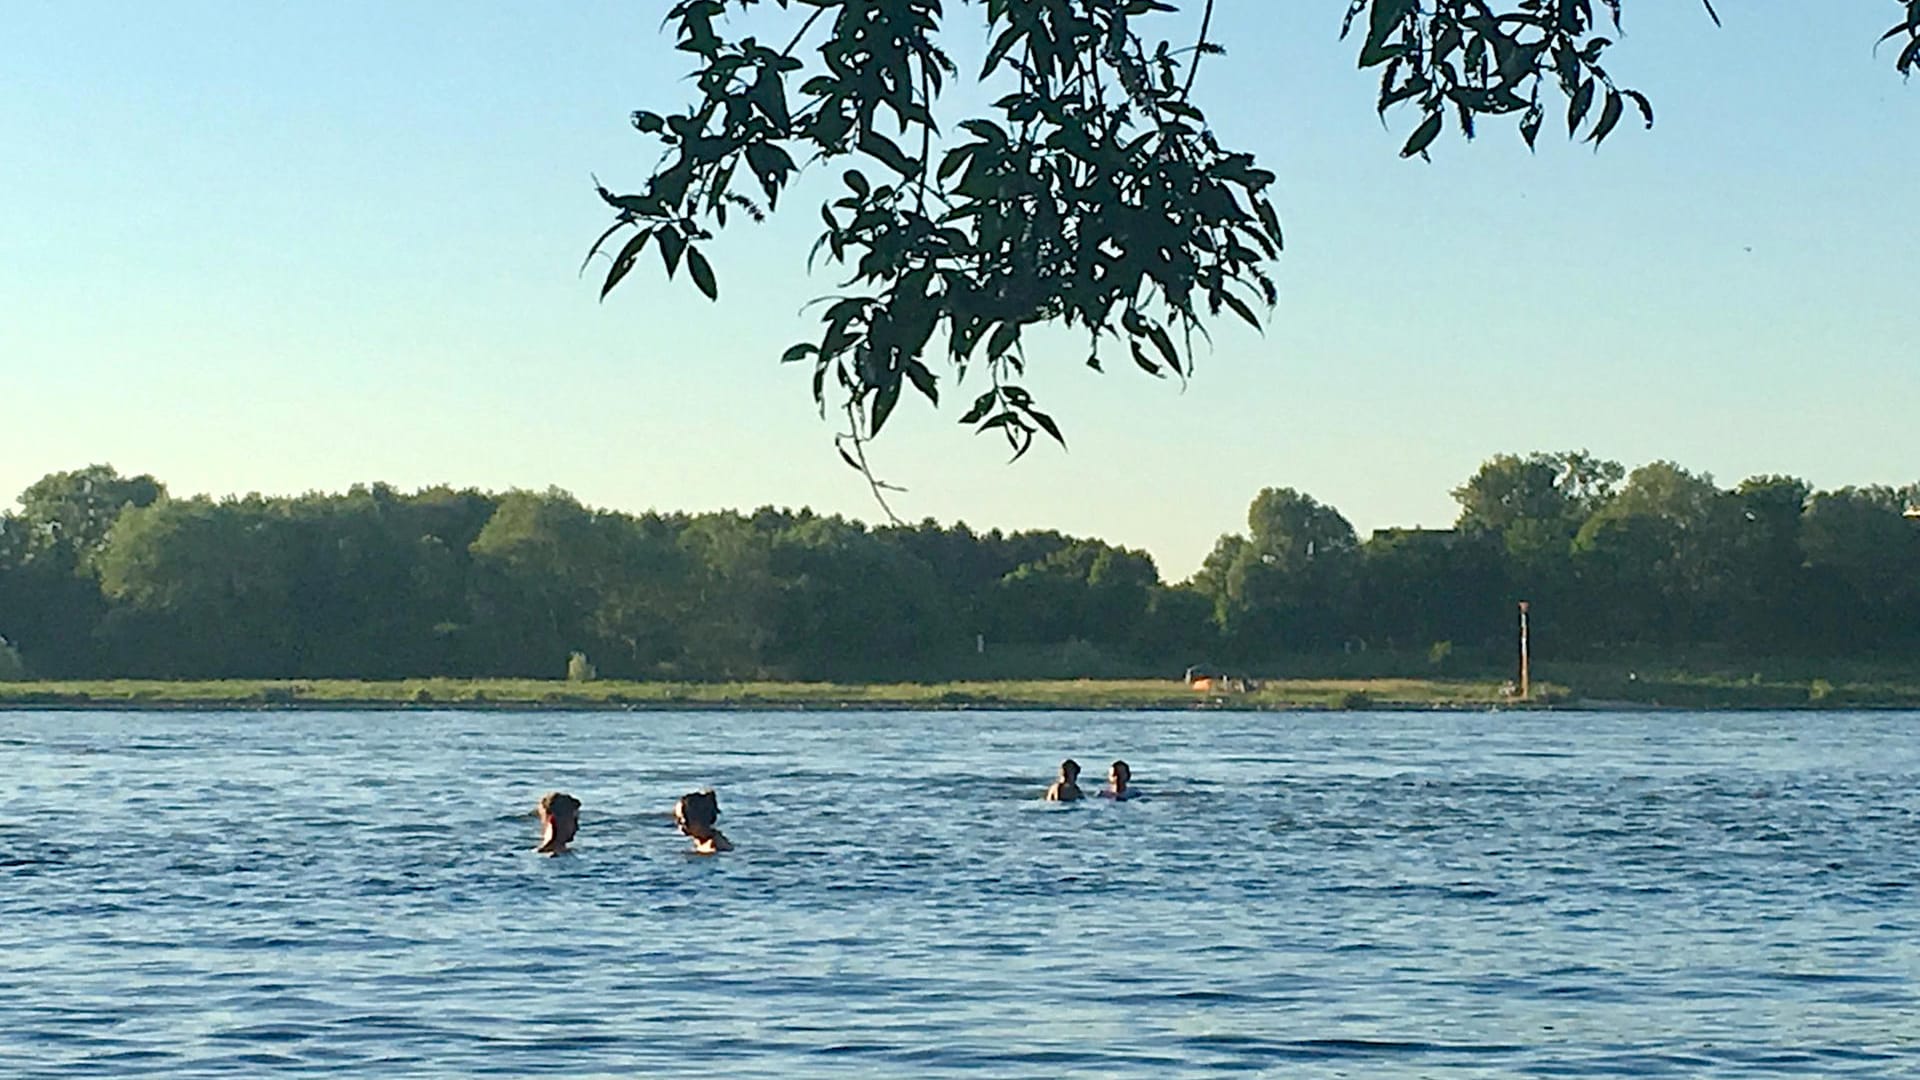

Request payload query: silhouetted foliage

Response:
[591,1,1913,469]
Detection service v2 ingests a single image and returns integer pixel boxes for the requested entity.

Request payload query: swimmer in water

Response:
[674,789,733,854]
[1045,758,1084,801]
[1104,760,1132,800]
[534,791,580,855]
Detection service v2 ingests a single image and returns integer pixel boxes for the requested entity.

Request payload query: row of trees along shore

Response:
[0,456,1916,682]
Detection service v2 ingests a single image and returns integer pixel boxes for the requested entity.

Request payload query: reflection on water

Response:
[2,708,1917,1077]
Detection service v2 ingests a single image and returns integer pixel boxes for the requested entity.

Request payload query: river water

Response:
[2,708,1917,1077]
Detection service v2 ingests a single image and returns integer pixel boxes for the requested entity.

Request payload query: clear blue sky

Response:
[5,3,1915,579]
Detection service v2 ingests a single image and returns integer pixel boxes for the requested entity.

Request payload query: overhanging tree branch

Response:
[590,0,1913,475]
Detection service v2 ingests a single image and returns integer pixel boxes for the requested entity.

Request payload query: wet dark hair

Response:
[539,791,580,844]
[1059,758,1081,780]
[676,789,721,829]
[1110,760,1131,782]
[540,791,581,820]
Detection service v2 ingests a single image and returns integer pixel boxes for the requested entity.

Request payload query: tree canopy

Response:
[4,457,1916,682]
[589,1,1920,465]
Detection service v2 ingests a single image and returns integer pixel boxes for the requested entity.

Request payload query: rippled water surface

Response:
[4,708,1919,1077]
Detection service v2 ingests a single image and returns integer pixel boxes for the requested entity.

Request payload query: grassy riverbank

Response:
[3,669,1917,710]
[0,676,1546,711]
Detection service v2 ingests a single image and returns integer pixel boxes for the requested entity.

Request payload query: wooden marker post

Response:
[1518,601,1531,701]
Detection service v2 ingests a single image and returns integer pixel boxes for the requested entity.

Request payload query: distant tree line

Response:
[0,457,1915,681]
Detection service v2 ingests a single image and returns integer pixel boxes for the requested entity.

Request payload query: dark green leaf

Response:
[580,220,628,276]
[859,129,919,178]
[1401,110,1444,157]
[903,359,939,404]
[745,142,795,204]
[1568,78,1596,134]
[657,228,688,276]
[1129,339,1161,377]
[1360,0,1415,68]
[1027,407,1065,447]
[600,229,653,300]
[1622,89,1654,129]
[986,322,1019,360]
[687,246,718,300]
[1587,89,1623,145]
[981,24,1023,78]
[870,379,901,434]
[1519,103,1544,149]
[936,145,974,182]
[1136,318,1172,367]
[748,68,789,129]
[1220,291,1262,330]
[959,390,997,425]
[1255,200,1285,249]
[956,118,1008,146]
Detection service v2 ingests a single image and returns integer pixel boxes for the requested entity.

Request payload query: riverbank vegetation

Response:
[0,457,1915,698]
[0,676,1532,711]
[3,663,1918,711]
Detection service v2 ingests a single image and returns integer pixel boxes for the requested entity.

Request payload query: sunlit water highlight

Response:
[3,708,1917,1077]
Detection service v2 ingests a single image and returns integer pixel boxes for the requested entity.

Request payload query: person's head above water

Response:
[1107,760,1131,797]
[1045,758,1084,801]
[535,791,580,855]
[674,789,732,853]
[674,789,719,834]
